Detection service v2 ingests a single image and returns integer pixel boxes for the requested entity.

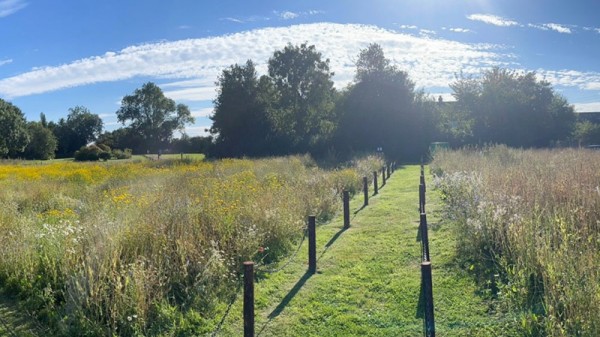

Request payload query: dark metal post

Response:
[373,171,378,195]
[421,261,436,337]
[343,190,350,229]
[363,176,368,206]
[386,164,391,179]
[243,262,254,337]
[420,213,430,262]
[308,216,316,274]
[419,183,426,214]
[382,166,386,186]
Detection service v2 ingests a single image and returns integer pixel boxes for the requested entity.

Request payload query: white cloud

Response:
[181,126,211,137]
[178,25,192,30]
[594,28,600,34]
[398,24,418,30]
[222,17,244,23]
[0,58,12,66]
[0,0,27,18]
[190,107,213,117]
[278,11,299,20]
[537,69,600,91]
[573,102,600,112]
[531,23,572,34]
[449,28,472,33]
[0,23,517,100]
[467,14,519,27]
[419,29,436,36]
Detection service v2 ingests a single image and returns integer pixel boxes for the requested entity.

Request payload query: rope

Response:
[209,281,242,337]
[256,229,307,274]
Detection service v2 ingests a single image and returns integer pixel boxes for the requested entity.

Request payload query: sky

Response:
[2,0,600,137]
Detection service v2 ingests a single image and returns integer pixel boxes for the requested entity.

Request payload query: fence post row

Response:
[308,215,316,274]
[373,171,378,195]
[243,262,255,337]
[362,176,369,206]
[421,261,436,337]
[343,190,350,229]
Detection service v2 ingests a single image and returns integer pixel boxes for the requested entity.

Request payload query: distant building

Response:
[576,112,600,123]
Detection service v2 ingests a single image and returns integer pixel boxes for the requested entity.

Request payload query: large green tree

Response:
[53,106,103,157]
[210,60,276,157]
[268,43,337,153]
[117,82,194,152]
[450,68,575,147]
[0,99,29,158]
[22,122,58,160]
[335,44,432,161]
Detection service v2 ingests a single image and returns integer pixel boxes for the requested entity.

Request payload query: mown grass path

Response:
[216,165,514,336]
[0,295,40,337]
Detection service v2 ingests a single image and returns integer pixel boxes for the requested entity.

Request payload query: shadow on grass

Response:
[325,226,348,248]
[353,204,367,215]
[267,272,313,320]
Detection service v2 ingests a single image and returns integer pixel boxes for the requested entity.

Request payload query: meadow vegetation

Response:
[0,154,382,336]
[431,146,600,336]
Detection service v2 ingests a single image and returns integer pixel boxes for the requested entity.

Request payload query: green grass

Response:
[213,165,518,336]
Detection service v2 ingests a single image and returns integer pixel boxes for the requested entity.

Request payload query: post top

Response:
[243,261,254,266]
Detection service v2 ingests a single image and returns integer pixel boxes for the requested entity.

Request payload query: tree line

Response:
[0,42,596,161]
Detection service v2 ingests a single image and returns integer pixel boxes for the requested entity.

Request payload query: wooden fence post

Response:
[308,216,316,274]
[373,171,378,195]
[382,166,386,186]
[363,176,369,206]
[386,164,391,179]
[420,213,430,262]
[421,261,436,337]
[343,190,350,229]
[243,262,254,337]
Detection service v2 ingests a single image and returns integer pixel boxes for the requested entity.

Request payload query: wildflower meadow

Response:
[0,155,382,336]
[431,146,600,336]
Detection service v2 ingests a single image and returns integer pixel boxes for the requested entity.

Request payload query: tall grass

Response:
[431,146,600,336]
[0,154,382,336]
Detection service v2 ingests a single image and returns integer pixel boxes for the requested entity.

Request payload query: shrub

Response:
[74,145,103,161]
[111,148,132,160]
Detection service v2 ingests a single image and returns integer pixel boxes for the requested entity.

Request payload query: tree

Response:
[22,122,58,160]
[450,68,575,147]
[335,43,429,161]
[268,43,337,153]
[0,99,29,158]
[572,121,600,146]
[117,82,194,152]
[210,60,275,157]
[54,106,103,157]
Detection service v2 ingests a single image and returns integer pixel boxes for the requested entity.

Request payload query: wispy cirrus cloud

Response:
[573,102,600,113]
[529,23,572,34]
[0,0,27,18]
[0,58,12,66]
[467,14,519,27]
[538,69,600,91]
[273,10,324,20]
[276,11,298,20]
[448,27,472,33]
[0,23,515,101]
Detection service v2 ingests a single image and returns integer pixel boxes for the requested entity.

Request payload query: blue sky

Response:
[2,0,600,136]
